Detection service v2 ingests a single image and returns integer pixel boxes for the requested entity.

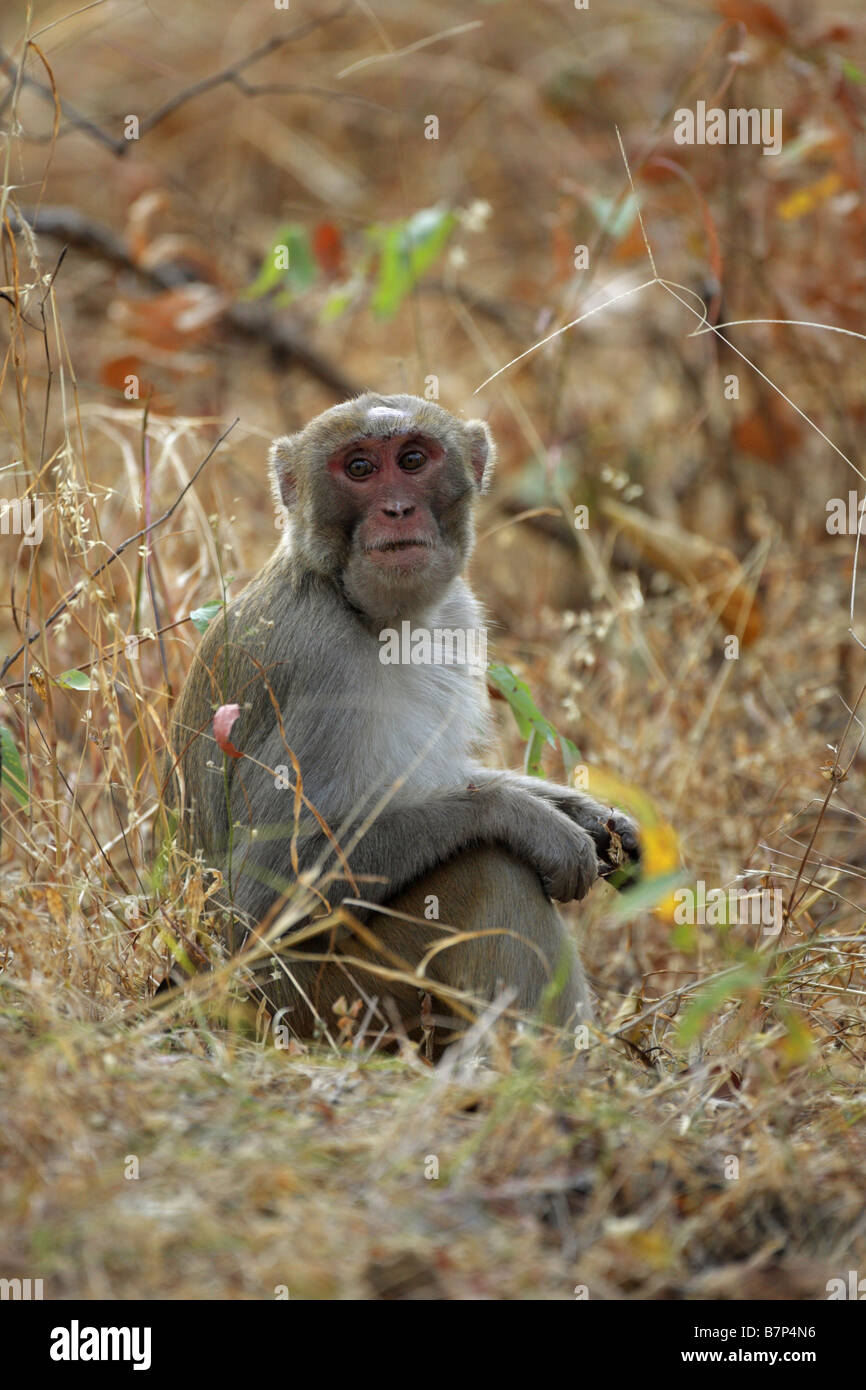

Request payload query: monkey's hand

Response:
[532,786,641,887]
[511,807,601,903]
[470,780,601,903]
[470,772,641,889]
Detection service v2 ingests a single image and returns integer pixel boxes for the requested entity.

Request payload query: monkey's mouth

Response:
[370,538,432,551]
[364,537,434,568]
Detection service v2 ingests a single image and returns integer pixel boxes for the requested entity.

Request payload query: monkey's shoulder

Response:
[216,567,333,649]
[198,570,362,712]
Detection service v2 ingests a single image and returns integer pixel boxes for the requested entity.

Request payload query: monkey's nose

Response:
[382,501,416,518]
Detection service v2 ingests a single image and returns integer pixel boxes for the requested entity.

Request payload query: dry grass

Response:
[1,0,865,1299]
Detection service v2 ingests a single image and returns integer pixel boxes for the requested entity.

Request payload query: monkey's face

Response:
[270,394,494,622]
[329,430,474,619]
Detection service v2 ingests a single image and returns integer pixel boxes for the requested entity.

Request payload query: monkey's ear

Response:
[465,420,496,494]
[269,435,299,510]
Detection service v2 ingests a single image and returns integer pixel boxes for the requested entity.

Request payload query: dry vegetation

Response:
[1,0,865,1300]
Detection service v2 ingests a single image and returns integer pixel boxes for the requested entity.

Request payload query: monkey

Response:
[168,392,640,1052]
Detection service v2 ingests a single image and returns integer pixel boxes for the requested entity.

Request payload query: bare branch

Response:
[0,46,125,153]
[0,9,355,150]
[6,205,361,398]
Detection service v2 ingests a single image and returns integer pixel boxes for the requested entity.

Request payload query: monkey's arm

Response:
[222,772,602,930]
[466,769,641,880]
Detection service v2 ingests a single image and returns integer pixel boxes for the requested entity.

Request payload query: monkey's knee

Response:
[386,846,592,1034]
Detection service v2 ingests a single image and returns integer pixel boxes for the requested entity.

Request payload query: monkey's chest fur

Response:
[339,639,489,807]
[236,571,491,818]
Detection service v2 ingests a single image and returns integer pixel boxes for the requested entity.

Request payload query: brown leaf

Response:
[99,354,169,410]
[43,886,66,929]
[717,0,790,41]
[365,1251,446,1300]
[111,285,226,351]
[601,496,763,645]
[28,667,48,700]
[733,408,800,465]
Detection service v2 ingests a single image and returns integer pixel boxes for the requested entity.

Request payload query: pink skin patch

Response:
[326,432,447,573]
[213,703,244,759]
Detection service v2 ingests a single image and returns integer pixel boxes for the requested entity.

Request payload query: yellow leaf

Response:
[581,765,681,919]
[778,172,842,221]
[778,1010,815,1065]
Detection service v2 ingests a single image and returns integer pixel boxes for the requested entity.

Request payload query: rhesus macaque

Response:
[169,393,639,1050]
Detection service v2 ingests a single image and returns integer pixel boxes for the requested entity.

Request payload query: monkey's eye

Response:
[345,457,375,480]
[399,450,426,472]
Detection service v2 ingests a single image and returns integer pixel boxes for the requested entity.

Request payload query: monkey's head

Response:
[269,392,495,621]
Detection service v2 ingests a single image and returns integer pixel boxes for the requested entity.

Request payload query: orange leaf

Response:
[100,353,151,401]
[312,221,344,278]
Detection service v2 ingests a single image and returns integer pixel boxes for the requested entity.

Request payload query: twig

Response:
[785,679,866,923]
[0,46,125,153]
[6,205,361,397]
[135,11,353,138]
[0,10,354,151]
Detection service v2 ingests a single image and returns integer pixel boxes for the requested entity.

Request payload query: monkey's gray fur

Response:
[169,392,640,1048]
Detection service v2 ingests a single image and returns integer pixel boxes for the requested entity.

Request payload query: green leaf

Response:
[243,225,317,301]
[371,206,456,319]
[586,191,639,241]
[1,724,28,808]
[611,868,685,922]
[559,734,582,781]
[842,59,865,85]
[670,920,698,953]
[487,662,558,749]
[150,809,178,895]
[487,666,673,905]
[676,964,762,1047]
[487,663,584,780]
[524,729,547,777]
[321,278,362,323]
[57,668,94,691]
[190,601,224,634]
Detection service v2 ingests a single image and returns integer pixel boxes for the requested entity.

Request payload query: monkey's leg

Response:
[383,847,593,1041]
[257,848,589,1046]
[252,848,591,1049]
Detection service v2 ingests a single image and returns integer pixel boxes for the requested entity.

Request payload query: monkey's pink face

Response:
[327,432,450,576]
